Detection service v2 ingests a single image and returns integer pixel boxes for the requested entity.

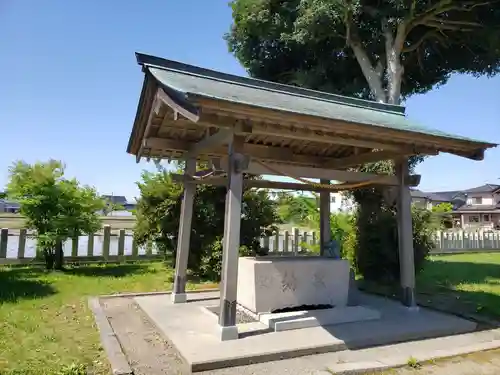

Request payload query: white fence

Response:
[0,225,159,264]
[433,230,500,253]
[260,229,500,255]
[1,226,499,264]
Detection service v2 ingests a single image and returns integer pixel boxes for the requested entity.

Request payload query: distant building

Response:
[411,184,500,229]
[100,195,136,216]
[0,197,21,213]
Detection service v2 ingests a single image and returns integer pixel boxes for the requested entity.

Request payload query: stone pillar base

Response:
[171,293,187,304]
[219,325,239,341]
[401,287,417,309]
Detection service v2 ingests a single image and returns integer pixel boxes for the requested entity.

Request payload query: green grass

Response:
[361,252,500,321]
[0,262,216,375]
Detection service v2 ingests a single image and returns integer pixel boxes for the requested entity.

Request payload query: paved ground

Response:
[101,297,500,375]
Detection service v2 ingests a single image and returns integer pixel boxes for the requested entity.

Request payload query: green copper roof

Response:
[136,53,495,147]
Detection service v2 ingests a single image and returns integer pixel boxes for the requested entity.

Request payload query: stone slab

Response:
[259,306,381,332]
[237,256,350,314]
[134,291,477,372]
[88,297,133,375]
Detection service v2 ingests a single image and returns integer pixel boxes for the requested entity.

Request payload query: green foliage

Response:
[134,167,280,280]
[432,202,454,228]
[6,160,105,270]
[432,202,453,213]
[353,192,434,282]
[276,192,319,228]
[330,212,357,264]
[226,0,495,285]
[56,363,87,375]
[227,0,500,102]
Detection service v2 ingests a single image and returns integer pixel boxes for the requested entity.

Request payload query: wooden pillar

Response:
[319,179,331,256]
[218,135,245,340]
[172,158,196,303]
[395,158,417,309]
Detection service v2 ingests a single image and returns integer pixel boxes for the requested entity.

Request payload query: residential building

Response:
[411,184,500,229]
[410,189,466,210]
[101,195,136,216]
[452,184,500,229]
[0,198,21,213]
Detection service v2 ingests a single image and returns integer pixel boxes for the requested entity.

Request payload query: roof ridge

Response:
[136,52,406,116]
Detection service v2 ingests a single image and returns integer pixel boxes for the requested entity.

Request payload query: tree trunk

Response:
[43,250,55,270]
[54,240,64,270]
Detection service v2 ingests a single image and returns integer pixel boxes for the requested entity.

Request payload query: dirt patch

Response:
[101,297,187,375]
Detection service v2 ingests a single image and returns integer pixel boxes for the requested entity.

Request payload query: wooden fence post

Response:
[102,225,111,260]
[131,235,138,257]
[87,233,94,257]
[302,232,308,251]
[18,228,27,259]
[274,231,280,252]
[312,232,317,246]
[0,229,7,258]
[71,237,78,257]
[263,236,270,251]
[118,229,125,258]
[284,230,289,253]
[294,228,299,256]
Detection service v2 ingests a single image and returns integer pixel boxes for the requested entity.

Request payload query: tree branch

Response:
[345,9,387,102]
[402,29,440,53]
[382,18,404,104]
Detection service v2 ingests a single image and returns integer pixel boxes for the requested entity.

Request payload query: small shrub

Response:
[406,356,421,369]
[199,241,269,281]
[355,202,433,283]
[57,363,87,375]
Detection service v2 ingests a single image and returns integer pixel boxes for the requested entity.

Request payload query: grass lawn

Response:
[0,261,216,375]
[361,252,500,322]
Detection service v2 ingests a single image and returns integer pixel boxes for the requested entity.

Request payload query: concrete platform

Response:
[259,305,381,332]
[134,291,477,372]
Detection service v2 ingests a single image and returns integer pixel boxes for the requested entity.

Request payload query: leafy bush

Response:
[353,193,434,283]
[7,160,104,270]
[134,166,280,280]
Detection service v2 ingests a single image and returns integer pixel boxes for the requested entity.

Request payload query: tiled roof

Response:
[464,184,500,194]
[136,53,494,145]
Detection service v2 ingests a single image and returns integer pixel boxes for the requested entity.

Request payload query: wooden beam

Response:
[196,99,495,156]
[171,174,332,192]
[171,158,196,303]
[157,87,200,123]
[322,149,438,169]
[136,98,161,163]
[196,112,408,152]
[143,137,411,167]
[221,160,406,186]
[171,173,420,190]
[185,129,233,159]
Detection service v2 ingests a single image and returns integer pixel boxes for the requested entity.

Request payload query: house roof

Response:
[464,184,500,194]
[127,53,496,166]
[454,204,500,213]
[410,189,464,202]
[410,189,428,199]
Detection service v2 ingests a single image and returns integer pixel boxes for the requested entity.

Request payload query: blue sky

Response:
[1,0,499,201]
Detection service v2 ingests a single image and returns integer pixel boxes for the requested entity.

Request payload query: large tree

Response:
[226,0,500,281]
[7,160,105,270]
[227,0,500,105]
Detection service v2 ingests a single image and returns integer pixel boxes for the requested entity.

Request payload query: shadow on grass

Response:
[359,259,500,326]
[0,267,56,303]
[63,263,159,277]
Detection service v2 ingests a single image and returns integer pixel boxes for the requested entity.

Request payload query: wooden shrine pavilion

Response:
[127,53,496,340]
